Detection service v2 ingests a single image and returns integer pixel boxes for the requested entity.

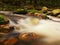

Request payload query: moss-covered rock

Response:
[52,9,60,15]
[27,12,34,16]
[41,6,48,13]
[14,9,28,14]
[0,15,4,21]
[0,15,9,25]
[34,13,47,19]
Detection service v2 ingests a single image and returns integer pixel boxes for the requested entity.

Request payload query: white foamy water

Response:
[17,17,60,43]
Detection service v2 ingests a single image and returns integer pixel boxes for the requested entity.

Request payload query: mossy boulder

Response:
[14,9,28,14]
[34,13,47,19]
[41,6,48,13]
[27,12,34,16]
[52,9,60,15]
[0,15,9,25]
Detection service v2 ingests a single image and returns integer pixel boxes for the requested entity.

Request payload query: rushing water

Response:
[15,17,60,44]
[1,11,60,44]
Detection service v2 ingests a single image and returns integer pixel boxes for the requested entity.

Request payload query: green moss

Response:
[27,9,38,13]
[14,9,28,14]
[0,15,4,21]
[0,15,9,25]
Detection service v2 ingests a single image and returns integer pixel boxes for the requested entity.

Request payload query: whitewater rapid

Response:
[15,17,60,44]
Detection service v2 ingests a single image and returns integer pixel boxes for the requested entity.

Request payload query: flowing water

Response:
[1,11,60,44]
[16,17,60,44]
